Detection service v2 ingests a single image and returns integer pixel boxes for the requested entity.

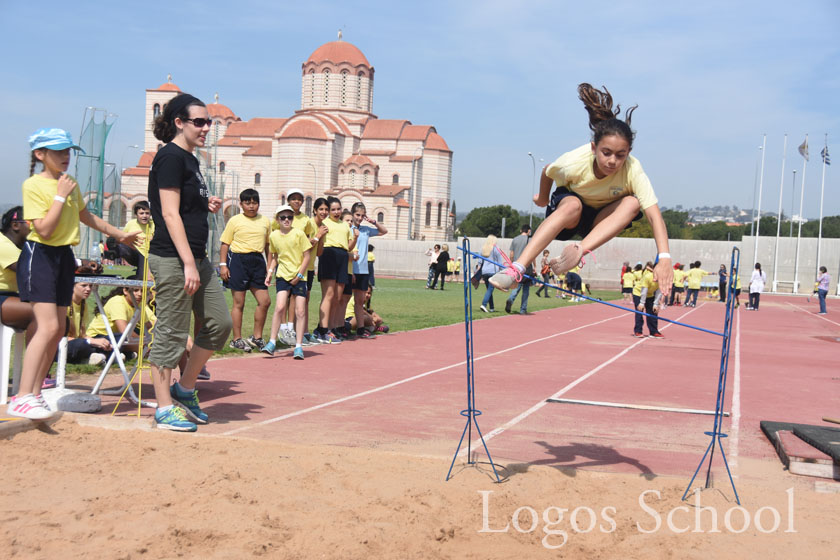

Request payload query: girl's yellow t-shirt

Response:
[23,174,84,246]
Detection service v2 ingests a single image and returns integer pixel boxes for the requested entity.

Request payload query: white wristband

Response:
[313,237,320,243]
[657,252,671,260]
[54,195,67,203]
[219,263,227,267]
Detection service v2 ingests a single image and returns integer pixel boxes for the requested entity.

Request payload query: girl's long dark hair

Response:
[578,83,637,148]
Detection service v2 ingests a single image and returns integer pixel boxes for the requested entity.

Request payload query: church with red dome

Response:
[119,37,453,241]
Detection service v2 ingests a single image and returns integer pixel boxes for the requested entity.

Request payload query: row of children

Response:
[218,187,388,358]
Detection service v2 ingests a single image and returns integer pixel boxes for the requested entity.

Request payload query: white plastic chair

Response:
[0,324,25,405]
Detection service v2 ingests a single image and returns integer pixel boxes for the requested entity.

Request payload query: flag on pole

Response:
[821,146,831,166]
[798,138,809,161]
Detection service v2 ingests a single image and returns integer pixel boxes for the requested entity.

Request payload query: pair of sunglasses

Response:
[277,215,294,221]
[183,117,214,127]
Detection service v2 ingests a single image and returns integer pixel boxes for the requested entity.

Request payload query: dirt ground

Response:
[1,415,838,559]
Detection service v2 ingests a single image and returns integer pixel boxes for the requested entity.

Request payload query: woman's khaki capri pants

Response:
[148,255,232,369]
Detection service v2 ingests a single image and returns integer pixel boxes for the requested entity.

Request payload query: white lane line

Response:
[729,308,741,474]
[465,304,704,454]
[786,302,840,327]
[220,312,625,436]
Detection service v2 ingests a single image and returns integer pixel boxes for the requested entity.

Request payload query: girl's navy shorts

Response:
[17,241,75,306]
[547,187,643,240]
[318,246,350,284]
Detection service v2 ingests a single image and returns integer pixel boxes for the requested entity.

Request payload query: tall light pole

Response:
[408,145,424,240]
[789,170,796,237]
[753,134,767,266]
[749,143,763,237]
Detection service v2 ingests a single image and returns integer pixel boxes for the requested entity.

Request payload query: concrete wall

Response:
[740,235,839,294]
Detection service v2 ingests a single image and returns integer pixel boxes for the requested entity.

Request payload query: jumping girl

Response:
[490,84,673,297]
[146,93,233,431]
[9,129,139,420]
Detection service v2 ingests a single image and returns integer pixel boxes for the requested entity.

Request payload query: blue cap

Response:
[28,128,85,153]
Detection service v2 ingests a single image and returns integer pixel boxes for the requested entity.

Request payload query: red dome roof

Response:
[306,41,370,67]
[207,103,237,120]
[154,82,181,92]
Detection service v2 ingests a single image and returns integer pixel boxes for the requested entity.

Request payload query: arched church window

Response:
[377,212,384,223]
[341,70,348,106]
[349,169,356,187]
[309,70,315,105]
[255,173,261,185]
[305,196,312,215]
[392,174,399,184]
[357,71,365,109]
[437,203,442,227]
[425,202,431,227]
[153,103,160,118]
[323,69,330,104]
[363,170,369,188]
[219,162,225,173]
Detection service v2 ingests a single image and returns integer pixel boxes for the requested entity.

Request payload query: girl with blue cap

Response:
[7,128,140,420]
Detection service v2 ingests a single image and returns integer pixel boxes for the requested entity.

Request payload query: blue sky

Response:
[1,0,838,218]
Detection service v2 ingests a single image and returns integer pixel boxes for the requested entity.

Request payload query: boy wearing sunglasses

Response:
[261,205,313,359]
[219,188,271,352]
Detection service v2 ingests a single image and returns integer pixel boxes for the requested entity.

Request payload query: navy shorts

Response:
[352,273,370,292]
[0,290,19,310]
[318,247,350,284]
[621,287,632,294]
[17,241,75,306]
[276,276,307,297]
[547,187,643,240]
[225,252,267,291]
[306,270,315,292]
[673,286,684,293]
[566,272,582,291]
[735,288,741,296]
[343,279,353,295]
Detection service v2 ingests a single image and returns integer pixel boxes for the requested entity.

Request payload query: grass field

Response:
[58,268,620,374]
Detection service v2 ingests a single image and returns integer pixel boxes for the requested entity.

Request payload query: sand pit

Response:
[1,415,838,559]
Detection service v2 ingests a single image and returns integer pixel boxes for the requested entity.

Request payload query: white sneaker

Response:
[283,329,297,346]
[7,394,56,420]
[88,353,106,365]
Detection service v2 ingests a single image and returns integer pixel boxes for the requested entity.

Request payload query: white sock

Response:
[295,344,302,349]
[285,322,293,331]
[269,338,277,345]
[158,404,173,413]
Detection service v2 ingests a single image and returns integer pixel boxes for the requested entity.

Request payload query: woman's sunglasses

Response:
[277,215,294,221]
[183,118,214,127]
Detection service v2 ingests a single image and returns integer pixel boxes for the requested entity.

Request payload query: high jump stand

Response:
[446,238,502,482]
[682,247,741,504]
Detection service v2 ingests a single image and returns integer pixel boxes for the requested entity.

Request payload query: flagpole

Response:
[772,134,787,292]
[816,134,828,277]
[753,134,767,266]
[793,134,808,293]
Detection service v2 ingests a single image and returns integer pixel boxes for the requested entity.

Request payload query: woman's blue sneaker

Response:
[155,406,197,432]
[169,384,209,424]
[293,347,304,360]
[261,341,276,356]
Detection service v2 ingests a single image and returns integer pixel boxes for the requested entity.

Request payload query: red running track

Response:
[94,294,839,479]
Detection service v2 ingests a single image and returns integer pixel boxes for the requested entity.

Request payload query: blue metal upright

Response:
[682,247,741,504]
[446,239,502,482]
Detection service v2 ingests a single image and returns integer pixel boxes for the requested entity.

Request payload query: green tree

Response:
[458,205,521,238]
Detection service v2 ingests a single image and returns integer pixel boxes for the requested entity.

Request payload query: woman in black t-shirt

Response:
[146,93,232,432]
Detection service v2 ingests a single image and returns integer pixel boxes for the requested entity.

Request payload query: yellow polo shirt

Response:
[220,214,270,254]
[686,268,709,290]
[622,271,635,288]
[124,218,155,257]
[291,213,317,271]
[0,234,21,292]
[87,295,156,337]
[545,144,657,210]
[23,174,84,246]
[268,228,312,281]
[323,217,352,250]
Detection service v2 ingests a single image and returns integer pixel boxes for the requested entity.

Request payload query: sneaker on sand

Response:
[229,338,252,352]
[261,341,276,356]
[549,243,590,276]
[88,353,107,366]
[293,347,304,360]
[489,267,522,292]
[7,394,55,420]
[169,384,209,424]
[246,336,266,350]
[154,406,197,432]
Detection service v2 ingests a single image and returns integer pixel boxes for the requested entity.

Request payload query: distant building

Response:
[118,37,454,241]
